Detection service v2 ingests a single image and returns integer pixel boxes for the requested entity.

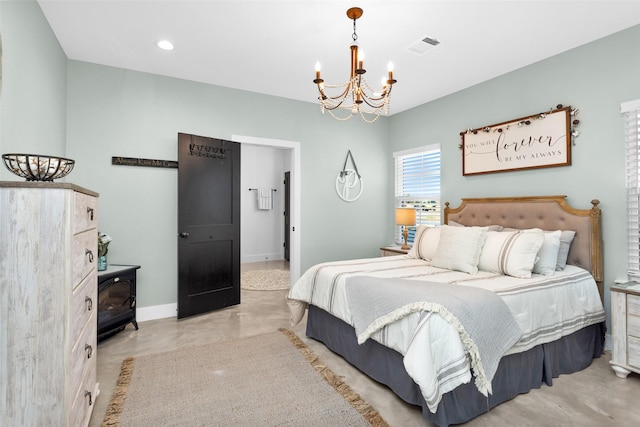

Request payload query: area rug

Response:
[102,329,388,427]
[241,269,290,290]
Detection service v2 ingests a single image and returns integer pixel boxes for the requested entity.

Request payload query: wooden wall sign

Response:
[112,156,178,169]
[461,106,573,176]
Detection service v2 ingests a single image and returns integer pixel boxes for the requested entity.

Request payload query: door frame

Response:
[232,135,301,284]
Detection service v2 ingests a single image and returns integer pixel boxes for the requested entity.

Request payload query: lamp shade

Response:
[395,207,416,226]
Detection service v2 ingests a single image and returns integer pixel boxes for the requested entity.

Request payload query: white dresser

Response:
[610,281,640,379]
[0,182,100,426]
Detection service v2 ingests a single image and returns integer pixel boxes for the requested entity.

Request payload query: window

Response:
[623,99,640,280]
[394,144,441,245]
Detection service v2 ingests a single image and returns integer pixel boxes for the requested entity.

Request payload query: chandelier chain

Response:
[352,17,358,42]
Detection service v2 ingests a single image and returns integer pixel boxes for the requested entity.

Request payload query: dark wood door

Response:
[284,171,290,261]
[177,133,240,319]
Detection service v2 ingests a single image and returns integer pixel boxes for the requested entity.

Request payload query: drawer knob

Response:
[85,249,94,263]
[85,296,93,311]
[87,207,94,221]
[85,390,93,406]
[85,344,93,359]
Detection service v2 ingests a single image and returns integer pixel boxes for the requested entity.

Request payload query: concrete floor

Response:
[90,263,640,426]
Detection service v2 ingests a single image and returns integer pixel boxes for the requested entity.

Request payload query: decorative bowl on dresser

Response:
[610,281,640,378]
[2,153,75,181]
[0,181,99,426]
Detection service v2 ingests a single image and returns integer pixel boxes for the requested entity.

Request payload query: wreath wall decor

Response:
[336,150,363,202]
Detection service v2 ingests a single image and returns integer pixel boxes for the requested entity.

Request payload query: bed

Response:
[287,195,606,426]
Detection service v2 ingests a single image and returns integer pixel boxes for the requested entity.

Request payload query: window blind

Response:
[394,144,441,244]
[623,99,640,280]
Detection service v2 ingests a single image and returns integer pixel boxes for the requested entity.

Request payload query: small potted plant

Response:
[98,231,112,271]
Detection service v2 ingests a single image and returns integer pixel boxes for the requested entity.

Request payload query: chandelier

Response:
[313,7,397,123]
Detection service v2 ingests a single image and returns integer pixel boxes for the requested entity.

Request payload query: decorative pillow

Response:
[556,230,576,270]
[533,230,562,275]
[432,225,488,274]
[478,229,545,278]
[449,220,504,231]
[407,225,441,261]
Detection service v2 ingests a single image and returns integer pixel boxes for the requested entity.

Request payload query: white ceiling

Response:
[38,0,640,115]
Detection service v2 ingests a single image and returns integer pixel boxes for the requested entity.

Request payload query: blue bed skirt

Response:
[306,305,605,427]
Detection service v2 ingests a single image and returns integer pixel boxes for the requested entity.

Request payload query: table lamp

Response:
[395,207,416,250]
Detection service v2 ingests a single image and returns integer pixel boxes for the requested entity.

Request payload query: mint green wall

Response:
[65,61,390,307]
[0,1,67,180]
[2,1,638,323]
[390,24,640,327]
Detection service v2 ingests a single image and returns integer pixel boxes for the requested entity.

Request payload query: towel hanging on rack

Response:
[257,187,273,210]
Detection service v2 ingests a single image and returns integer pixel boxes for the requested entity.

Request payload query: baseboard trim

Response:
[137,303,177,322]
[241,253,284,264]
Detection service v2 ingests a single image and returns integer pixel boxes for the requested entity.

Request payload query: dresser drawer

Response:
[629,295,640,316]
[70,310,97,403]
[73,229,98,287]
[73,192,98,234]
[71,271,97,346]
[629,336,640,369]
[628,313,640,338]
[70,352,98,427]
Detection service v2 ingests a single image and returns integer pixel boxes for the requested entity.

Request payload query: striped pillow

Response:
[478,229,545,278]
[407,225,441,261]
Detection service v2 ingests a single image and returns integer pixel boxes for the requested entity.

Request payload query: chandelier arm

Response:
[318,83,354,110]
[359,78,391,98]
[321,84,352,102]
[359,97,388,109]
[321,100,349,111]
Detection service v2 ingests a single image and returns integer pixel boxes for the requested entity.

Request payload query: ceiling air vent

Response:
[405,36,441,56]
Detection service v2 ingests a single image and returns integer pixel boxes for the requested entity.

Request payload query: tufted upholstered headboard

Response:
[444,195,603,299]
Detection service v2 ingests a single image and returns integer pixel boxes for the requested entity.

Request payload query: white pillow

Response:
[432,225,487,274]
[556,230,576,270]
[533,230,562,275]
[478,229,545,278]
[408,225,441,261]
[449,220,504,231]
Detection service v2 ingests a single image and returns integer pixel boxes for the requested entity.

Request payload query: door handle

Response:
[179,232,190,238]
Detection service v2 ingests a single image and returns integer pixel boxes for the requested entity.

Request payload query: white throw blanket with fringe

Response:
[346,276,522,412]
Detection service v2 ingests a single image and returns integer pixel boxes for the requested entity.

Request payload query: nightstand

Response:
[610,281,640,378]
[380,246,410,257]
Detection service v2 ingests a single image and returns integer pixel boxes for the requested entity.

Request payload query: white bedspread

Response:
[287,255,605,412]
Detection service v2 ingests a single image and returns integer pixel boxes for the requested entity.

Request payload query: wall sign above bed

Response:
[460,105,579,176]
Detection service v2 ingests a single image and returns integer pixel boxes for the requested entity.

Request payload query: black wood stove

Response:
[97,264,140,341]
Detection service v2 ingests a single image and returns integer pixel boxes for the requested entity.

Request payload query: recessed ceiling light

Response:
[156,40,174,51]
